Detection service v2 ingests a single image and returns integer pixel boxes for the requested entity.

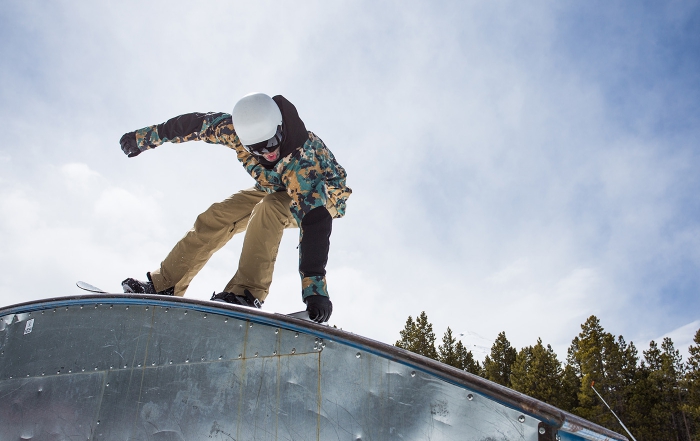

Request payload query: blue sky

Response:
[1,1,699,363]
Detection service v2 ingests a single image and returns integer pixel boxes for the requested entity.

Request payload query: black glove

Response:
[120,131,141,157]
[305,295,332,323]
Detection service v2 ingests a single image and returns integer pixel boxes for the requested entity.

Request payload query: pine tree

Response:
[568,315,608,424]
[438,327,459,367]
[455,339,483,376]
[640,340,667,439]
[394,312,437,360]
[483,331,517,387]
[414,311,438,359]
[395,315,418,352]
[567,315,638,433]
[605,336,640,434]
[625,354,655,440]
[511,338,565,408]
[663,338,692,440]
[437,327,482,375]
[618,337,652,440]
[682,328,700,439]
[563,335,583,413]
[642,338,692,441]
[641,340,681,440]
[560,363,580,412]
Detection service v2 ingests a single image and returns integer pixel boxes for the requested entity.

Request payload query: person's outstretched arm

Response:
[119,112,284,191]
[119,112,233,157]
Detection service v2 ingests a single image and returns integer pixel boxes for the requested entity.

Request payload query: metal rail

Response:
[0,294,628,441]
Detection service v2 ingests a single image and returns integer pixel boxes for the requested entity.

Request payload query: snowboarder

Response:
[119,93,351,323]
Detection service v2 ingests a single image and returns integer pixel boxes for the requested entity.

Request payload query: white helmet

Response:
[232,92,283,146]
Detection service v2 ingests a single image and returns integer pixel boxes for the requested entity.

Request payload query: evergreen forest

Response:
[395,312,700,440]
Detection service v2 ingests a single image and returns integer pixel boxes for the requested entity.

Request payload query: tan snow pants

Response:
[149,188,297,301]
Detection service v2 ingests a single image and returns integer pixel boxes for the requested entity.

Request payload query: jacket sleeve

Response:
[298,206,332,299]
[134,112,283,191]
[134,112,234,150]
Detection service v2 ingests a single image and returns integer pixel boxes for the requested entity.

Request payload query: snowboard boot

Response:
[122,273,174,296]
[211,289,262,309]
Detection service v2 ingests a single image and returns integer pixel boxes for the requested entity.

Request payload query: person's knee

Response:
[193,203,232,231]
[255,193,293,224]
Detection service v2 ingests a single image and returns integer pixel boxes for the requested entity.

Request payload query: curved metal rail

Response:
[0,294,627,441]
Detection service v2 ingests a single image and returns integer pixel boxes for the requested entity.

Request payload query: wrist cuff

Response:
[302,276,328,300]
[135,125,162,152]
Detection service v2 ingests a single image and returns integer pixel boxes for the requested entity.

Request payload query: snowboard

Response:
[76,280,110,293]
[76,281,312,321]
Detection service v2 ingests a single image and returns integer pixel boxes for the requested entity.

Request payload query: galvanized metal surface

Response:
[0,295,628,441]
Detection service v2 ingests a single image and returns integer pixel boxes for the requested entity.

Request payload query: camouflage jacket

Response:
[134,112,351,225]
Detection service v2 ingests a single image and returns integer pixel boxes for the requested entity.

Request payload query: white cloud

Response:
[93,186,157,221]
[0,190,41,232]
[60,162,102,185]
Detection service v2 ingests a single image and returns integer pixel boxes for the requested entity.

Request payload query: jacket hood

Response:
[256,95,308,168]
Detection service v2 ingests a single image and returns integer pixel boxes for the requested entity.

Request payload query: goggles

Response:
[244,125,284,156]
